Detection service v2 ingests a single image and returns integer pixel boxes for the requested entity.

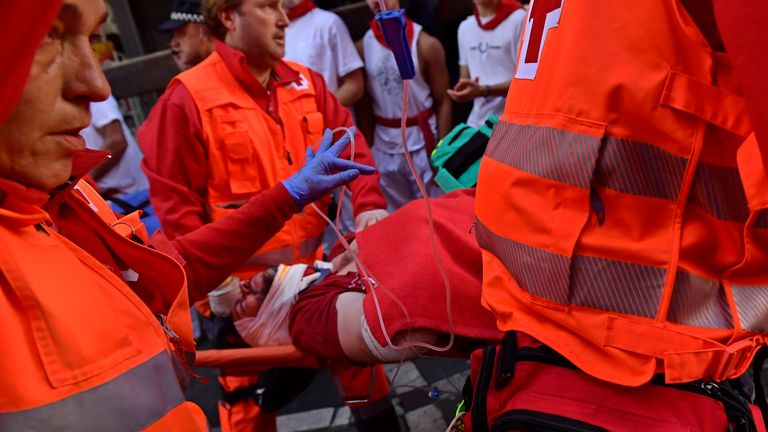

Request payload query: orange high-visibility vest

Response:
[476,0,766,386]
[0,180,207,430]
[175,54,328,275]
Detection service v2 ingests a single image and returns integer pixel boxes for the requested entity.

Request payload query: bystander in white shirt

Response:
[80,95,148,196]
[458,7,527,127]
[285,7,364,94]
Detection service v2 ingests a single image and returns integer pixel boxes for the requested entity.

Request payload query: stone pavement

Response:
[187,357,470,431]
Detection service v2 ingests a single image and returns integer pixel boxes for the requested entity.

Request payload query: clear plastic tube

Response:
[309,87,456,355]
[308,8,456,353]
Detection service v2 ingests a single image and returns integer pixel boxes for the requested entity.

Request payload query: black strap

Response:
[753,347,768,430]
[108,196,151,216]
[221,384,259,406]
[471,333,762,432]
[442,130,490,180]
[495,331,517,389]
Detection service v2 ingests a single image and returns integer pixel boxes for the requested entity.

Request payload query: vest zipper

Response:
[490,409,607,432]
[513,346,575,370]
[157,314,208,384]
[671,381,758,432]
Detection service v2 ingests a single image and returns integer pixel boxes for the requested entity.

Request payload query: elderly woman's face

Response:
[0,0,110,190]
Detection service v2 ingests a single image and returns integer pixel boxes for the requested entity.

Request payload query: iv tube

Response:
[310,101,456,354]
[309,2,456,354]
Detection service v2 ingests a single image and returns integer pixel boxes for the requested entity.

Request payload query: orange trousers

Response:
[218,364,391,432]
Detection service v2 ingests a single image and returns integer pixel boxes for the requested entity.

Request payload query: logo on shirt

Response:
[287,73,310,92]
[470,43,503,54]
[515,0,564,80]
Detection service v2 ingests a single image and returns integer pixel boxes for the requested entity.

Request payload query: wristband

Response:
[484,85,492,97]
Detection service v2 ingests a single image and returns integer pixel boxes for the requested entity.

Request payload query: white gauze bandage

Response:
[234,263,324,347]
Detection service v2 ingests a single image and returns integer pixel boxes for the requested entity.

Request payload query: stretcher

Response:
[195,345,318,376]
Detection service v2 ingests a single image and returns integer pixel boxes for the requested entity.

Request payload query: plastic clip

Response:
[375,9,416,80]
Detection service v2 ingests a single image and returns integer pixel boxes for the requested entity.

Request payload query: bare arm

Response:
[334,68,364,107]
[353,39,376,148]
[90,120,128,181]
[419,32,452,140]
[458,64,470,80]
[448,65,511,102]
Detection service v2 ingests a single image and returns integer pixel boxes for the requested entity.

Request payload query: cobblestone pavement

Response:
[187,357,470,431]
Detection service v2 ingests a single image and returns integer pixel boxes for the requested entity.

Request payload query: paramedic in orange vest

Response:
[137,0,393,430]
[0,0,373,429]
[473,0,768,428]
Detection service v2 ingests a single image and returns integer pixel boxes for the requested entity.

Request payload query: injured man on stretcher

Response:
[228,189,503,365]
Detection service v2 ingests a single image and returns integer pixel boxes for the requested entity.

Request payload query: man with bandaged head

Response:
[0,0,372,428]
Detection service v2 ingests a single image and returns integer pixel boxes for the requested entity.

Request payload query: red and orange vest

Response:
[176,53,328,275]
[0,179,206,430]
[476,0,765,386]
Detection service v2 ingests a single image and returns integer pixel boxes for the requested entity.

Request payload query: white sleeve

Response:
[330,14,364,77]
[509,11,526,63]
[457,20,468,67]
[89,95,123,129]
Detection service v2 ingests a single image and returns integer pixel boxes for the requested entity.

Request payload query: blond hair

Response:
[203,0,243,40]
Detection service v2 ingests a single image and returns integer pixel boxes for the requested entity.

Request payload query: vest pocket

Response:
[302,112,325,144]
[0,229,141,388]
[478,117,607,308]
[221,129,263,195]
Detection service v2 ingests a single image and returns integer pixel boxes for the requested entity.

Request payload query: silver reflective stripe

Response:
[476,220,571,303]
[689,162,749,223]
[0,351,185,432]
[595,135,686,201]
[478,219,665,316]
[569,254,665,319]
[477,220,734,327]
[669,271,733,329]
[299,236,323,258]
[242,237,323,268]
[242,245,294,267]
[485,122,601,190]
[487,121,754,224]
[731,284,768,332]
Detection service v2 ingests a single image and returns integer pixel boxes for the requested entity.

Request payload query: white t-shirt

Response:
[80,95,148,196]
[284,8,364,94]
[458,7,527,127]
[363,24,436,154]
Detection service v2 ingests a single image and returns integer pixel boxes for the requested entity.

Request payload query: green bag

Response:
[430,114,499,192]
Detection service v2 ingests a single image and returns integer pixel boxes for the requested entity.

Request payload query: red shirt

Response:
[138,41,386,244]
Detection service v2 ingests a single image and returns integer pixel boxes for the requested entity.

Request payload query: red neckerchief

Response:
[474,0,522,31]
[369,18,415,51]
[286,0,316,20]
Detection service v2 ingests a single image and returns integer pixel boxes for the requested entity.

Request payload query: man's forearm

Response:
[334,69,364,107]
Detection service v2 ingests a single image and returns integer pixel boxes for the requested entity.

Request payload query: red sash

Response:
[473,0,522,31]
[286,0,316,20]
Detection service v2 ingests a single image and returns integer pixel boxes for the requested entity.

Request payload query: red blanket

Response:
[357,189,502,346]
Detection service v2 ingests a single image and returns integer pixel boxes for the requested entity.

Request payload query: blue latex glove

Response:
[282,127,375,207]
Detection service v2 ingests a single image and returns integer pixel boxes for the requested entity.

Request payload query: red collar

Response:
[214,40,302,97]
[369,18,415,51]
[473,0,522,31]
[287,0,316,20]
[0,148,109,227]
